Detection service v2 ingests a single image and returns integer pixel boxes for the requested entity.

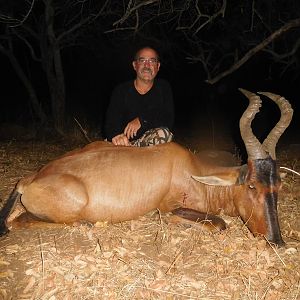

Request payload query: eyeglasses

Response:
[136,58,159,65]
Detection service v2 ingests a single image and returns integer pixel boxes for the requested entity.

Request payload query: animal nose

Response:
[268,235,285,247]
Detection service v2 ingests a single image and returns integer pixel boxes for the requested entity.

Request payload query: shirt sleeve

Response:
[104,86,126,141]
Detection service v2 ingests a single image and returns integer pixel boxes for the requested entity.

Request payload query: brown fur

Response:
[3,141,283,245]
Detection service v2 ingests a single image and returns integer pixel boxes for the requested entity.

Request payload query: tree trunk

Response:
[43,0,66,134]
[0,44,47,125]
[51,44,66,134]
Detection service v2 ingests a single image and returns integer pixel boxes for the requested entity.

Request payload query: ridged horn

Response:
[258,92,293,160]
[239,88,268,160]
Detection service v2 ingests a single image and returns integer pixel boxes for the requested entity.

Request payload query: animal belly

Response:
[20,168,170,224]
[81,191,164,223]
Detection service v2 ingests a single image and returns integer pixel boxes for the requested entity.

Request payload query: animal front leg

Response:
[171,207,226,232]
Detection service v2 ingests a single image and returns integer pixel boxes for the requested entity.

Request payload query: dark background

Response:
[1,1,299,150]
[2,45,298,143]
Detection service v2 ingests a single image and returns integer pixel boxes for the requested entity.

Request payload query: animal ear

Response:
[191,174,238,186]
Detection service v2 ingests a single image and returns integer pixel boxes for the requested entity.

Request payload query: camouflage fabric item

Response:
[132,127,173,147]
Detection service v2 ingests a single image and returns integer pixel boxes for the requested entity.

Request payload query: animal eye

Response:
[249,184,256,189]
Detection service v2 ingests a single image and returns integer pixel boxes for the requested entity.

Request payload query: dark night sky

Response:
[1,38,299,147]
[1,0,300,150]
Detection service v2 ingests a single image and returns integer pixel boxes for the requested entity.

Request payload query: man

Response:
[104,46,174,146]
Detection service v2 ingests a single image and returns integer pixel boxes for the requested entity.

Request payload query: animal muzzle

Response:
[264,192,285,247]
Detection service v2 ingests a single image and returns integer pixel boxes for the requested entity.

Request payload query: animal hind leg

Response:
[6,202,26,224]
[21,174,89,223]
[6,200,61,231]
[7,211,61,230]
[0,189,21,236]
[171,207,226,232]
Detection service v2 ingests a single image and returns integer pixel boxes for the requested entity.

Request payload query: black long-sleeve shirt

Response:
[104,78,174,141]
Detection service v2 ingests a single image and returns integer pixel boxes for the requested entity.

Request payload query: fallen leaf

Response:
[23,276,36,294]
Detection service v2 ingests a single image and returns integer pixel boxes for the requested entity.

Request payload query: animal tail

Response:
[172,207,226,231]
[0,189,21,237]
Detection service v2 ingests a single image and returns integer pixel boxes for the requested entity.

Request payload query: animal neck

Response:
[203,185,239,216]
[184,178,239,217]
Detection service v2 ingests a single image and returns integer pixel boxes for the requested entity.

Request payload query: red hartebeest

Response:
[0,89,293,246]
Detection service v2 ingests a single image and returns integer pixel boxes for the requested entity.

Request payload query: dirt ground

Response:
[0,138,299,300]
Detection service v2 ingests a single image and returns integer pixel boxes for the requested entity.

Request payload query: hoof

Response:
[0,223,9,237]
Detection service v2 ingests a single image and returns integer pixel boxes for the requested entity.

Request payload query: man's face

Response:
[132,48,160,83]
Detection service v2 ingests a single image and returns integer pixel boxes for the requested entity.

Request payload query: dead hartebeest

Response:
[0,89,293,246]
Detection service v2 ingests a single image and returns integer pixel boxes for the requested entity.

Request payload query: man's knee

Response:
[153,127,173,143]
[132,127,173,147]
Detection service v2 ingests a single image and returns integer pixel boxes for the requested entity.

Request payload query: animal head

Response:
[235,157,283,245]
[192,89,293,246]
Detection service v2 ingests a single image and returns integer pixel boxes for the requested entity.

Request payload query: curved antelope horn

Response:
[239,88,268,160]
[258,92,293,160]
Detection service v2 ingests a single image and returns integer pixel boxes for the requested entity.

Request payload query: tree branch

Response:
[206,18,300,85]
[176,0,227,35]
[105,9,140,34]
[9,0,35,27]
[112,0,159,26]
[263,37,300,60]
[193,0,226,35]
[11,29,41,62]
[57,0,110,43]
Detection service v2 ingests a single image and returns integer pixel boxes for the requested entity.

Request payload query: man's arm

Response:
[111,133,131,146]
[112,116,141,146]
[124,117,141,139]
[104,87,126,141]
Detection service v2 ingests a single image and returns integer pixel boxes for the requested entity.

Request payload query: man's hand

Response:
[124,117,141,139]
[112,134,130,146]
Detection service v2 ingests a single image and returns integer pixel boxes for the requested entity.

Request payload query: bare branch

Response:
[57,0,110,42]
[0,14,19,25]
[10,0,35,28]
[176,0,227,35]
[134,9,139,34]
[104,26,137,34]
[11,29,41,62]
[179,0,202,32]
[264,37,300,60]
[250,0,255,31]
[91,0,110,20]
[74,117,92,143]
[206,18,300,85]
[113,0,160,26]
[193,0,226,35]
[186,54,212,80]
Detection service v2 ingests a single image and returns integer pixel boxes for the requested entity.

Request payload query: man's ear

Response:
[132,61,137,71]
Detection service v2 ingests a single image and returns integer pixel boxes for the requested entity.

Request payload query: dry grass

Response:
[0,140,299,300]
